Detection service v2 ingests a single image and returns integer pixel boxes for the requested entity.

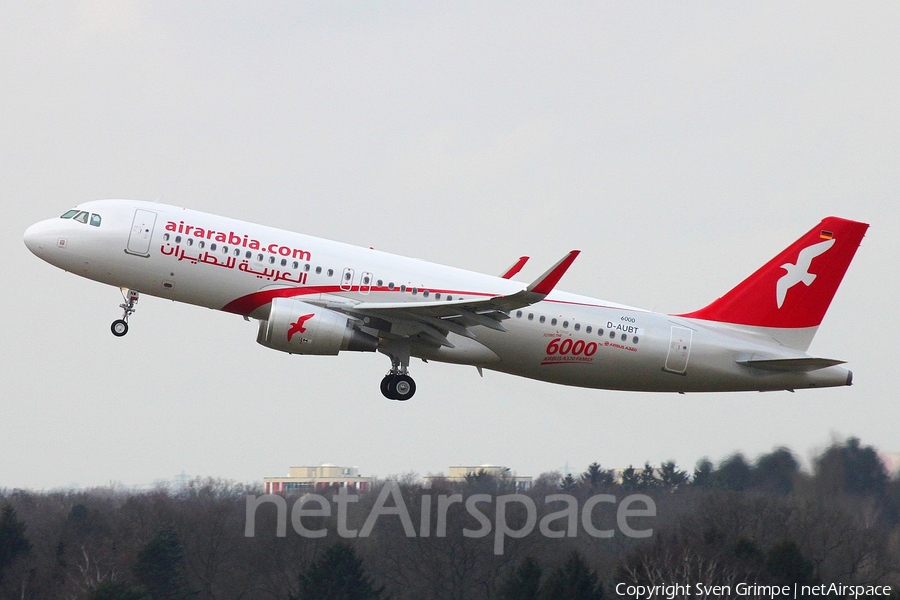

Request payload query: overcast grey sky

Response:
[2,3,898,490]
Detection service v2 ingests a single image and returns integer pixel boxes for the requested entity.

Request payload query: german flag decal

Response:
[820,230,834,240]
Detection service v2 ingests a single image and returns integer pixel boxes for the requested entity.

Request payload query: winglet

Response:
[500,256,530,279]
[528,250,580,295]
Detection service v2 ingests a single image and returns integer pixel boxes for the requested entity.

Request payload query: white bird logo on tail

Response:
[776,238,835,308]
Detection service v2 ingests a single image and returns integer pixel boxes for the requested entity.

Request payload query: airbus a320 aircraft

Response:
[24,200,868,401]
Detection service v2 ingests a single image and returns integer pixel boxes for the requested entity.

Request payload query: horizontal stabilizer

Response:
[736,357,846,372]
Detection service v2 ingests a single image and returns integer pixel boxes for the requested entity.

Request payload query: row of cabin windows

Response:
[163,233,331,274]
[162,232,459,299]
[514,310,640,344]
[60,210,101,227]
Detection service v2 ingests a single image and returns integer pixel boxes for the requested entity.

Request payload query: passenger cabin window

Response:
[89,214,102,227]
[60,210,79,219]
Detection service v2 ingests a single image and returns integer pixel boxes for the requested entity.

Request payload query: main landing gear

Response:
[380,339,416,401]
[111,289,139,337]
[381,372,416,401]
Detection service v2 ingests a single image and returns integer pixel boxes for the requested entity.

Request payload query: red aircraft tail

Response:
[677,217,869,332]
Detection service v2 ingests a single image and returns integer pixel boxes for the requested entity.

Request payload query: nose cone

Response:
[23,219,58,258]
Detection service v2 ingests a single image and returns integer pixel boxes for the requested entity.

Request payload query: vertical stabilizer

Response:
[677,217,868,349]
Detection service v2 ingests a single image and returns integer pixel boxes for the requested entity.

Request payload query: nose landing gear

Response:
[111,289,139,337]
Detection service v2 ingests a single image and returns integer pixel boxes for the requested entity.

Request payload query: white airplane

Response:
[24,200,868,400]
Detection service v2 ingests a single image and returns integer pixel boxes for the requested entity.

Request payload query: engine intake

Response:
[257,298,377,355]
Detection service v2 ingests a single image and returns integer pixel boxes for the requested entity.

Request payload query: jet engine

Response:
[257,298,377,355]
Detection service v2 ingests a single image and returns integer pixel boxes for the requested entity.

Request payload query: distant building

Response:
[424,465,532,491]
[264,464,373,494]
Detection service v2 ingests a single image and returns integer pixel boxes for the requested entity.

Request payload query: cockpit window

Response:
[89,214,102,227]
[73,211,89,224]
[60,210,79,219]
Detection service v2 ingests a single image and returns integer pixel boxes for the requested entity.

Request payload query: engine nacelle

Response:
[257,298,377,355]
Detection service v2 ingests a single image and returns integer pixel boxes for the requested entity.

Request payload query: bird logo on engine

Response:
[287,313,315,342]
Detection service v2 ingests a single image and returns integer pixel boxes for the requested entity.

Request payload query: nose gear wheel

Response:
[111,289,139,337]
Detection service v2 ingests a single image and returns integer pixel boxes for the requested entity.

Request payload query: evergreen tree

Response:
[692,458,714,487]
[0,504,30,583]
[716,454,753,491]
[497,556,542,600]
[560,473,578,492]
[620,466,638,490]
[296,543,385,600]
[753,447,799,494]
[815,437,888,497]
[581,463,614,488]
[133,527,194,599]
[539,550,603,600]
[658,461,689,488]
[638,463,658,490]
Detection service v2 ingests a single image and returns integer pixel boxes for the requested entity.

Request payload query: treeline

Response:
[0,437,898,599]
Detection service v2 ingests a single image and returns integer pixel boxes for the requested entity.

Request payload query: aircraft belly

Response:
[411,334,500,366]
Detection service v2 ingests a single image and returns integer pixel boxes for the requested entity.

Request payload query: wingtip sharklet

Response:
[500,256,530,279]
[528,250,580,296]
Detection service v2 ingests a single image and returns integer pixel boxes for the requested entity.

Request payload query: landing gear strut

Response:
[111,289,139,337]
[380,339,416,400]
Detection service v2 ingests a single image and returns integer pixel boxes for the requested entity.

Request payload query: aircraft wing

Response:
[321,251,580,347]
